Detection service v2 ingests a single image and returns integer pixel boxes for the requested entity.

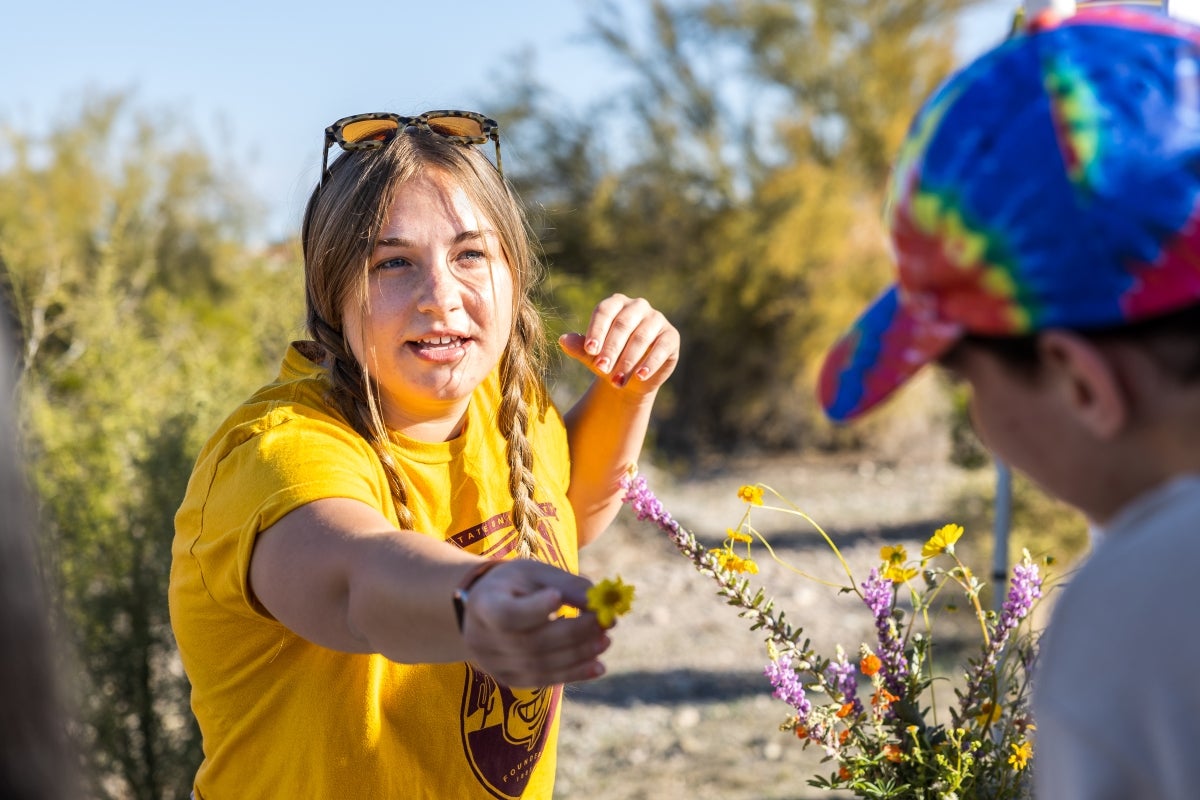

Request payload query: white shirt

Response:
[1034,475,1200,799]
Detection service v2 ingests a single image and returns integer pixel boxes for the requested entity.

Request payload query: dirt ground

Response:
[554,453,993,799]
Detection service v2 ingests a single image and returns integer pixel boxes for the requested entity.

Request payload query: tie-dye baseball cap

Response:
[818,6,1200,423]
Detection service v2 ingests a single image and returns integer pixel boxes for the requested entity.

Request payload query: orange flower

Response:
[882,743,903,763]
[837,767,852,782]
[860,654,882,676]
[794,725,809,739]
[836,702,856,718]
[839,729,851,744]
[872,688,900,708]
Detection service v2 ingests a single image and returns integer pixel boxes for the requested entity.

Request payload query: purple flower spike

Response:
[765,656,812,719]
[826,655,862,715]
[861,568,909,695]
[999,561,1042,638]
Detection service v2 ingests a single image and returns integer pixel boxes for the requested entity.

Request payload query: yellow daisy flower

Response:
[1008,740,1033,771]
[587,576,635,629]
[880,544,908,565]
[717,551,759,574]
[975,701,1002,727]
[884,564,918,584]
[727,528,753,544]
[921,523,964,559]
[737,485,764,505]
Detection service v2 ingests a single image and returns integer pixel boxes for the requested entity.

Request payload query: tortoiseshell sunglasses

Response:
[321,110,502,185]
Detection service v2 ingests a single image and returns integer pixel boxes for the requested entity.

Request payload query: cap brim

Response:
[818,286,963,423]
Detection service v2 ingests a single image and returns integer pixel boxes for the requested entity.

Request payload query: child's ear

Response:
[1038,330,1128,439]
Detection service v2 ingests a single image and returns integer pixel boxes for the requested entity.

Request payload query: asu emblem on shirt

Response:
[460,667,562,798]
[452,505,572,798]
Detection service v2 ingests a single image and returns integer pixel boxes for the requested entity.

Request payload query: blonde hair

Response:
[301,131,550,559]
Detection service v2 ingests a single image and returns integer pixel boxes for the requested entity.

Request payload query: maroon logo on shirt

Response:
[447,502,566,565]
[453,506,570,797]
[460,669,562,799]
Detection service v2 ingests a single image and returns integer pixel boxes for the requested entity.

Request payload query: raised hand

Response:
[559,293,680,395]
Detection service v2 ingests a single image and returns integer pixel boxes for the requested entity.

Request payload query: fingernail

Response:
[635,366,650,381]
[612,372,627,387]
[591,662,606,678]
[584,338,600,355]
[595,357,611,374]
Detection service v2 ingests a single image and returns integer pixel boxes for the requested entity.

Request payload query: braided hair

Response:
[301,130,550,559]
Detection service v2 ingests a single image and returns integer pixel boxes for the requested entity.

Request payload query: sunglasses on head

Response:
[321,110,502,185]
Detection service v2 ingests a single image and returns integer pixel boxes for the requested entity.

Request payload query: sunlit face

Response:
[341,168,514,440]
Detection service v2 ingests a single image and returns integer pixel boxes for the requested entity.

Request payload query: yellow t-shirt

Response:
[169,342,578,799]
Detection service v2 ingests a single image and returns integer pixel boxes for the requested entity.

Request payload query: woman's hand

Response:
[559,293,680,396]
[458,559,611,688]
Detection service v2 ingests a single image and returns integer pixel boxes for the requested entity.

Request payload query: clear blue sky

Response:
[3,0,1013,242]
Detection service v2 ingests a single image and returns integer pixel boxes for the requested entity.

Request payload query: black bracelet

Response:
[452,559,505,632]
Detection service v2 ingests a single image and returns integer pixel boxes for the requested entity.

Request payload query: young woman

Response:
[169,111,679,799]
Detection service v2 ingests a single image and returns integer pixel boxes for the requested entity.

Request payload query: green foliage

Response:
[1,95,303,799]
[501,0,979,457]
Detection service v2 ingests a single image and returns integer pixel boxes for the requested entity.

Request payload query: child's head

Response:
[300,114,550,556]
[819,7,1200,423]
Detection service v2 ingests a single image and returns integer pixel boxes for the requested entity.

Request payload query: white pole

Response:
[992,462,1013,611]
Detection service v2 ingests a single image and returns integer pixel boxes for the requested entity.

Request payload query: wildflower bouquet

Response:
[621,470,1044,800]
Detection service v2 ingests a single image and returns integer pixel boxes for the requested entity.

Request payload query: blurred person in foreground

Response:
[168,111,678,798]
[0,274,75,798]
[817,7,1200,799]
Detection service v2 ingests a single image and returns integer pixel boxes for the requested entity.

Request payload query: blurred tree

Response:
[0,96,303,799]
[502,0,981,457]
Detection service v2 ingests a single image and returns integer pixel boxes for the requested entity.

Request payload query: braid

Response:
[310,315,416,531]
[498,303,550,560]
[302,129,552,549]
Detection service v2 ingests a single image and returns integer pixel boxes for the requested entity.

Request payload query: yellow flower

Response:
[737,485,764,505]
[727,528,753,544]
[880,544,908,565]
[975,701,1002,727]
[921,523,964,559]
[587,576,635,629]
[1008,740,1033,771]
[716,551,759,574]
[883,564,918,584]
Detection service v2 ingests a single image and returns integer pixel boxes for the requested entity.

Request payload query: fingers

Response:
[460,561,612,688]
[470,612,611,688]
[560,294,680,393]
